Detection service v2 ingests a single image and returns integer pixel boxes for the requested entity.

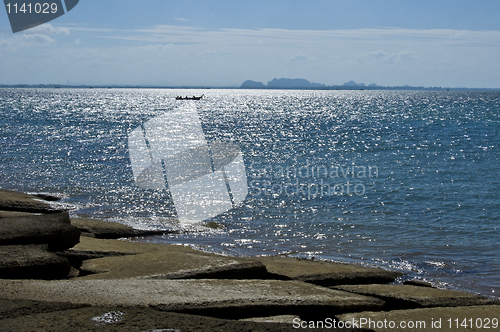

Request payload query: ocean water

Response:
[0,88,498,298]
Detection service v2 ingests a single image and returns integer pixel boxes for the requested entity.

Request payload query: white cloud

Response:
[0,23,67,53]
[102,26,500,54]
[197,50,217,56]
[139,43,175,51]
[0,33,54,52]
[366,50,417,64]
[368,50,387,59]
[25,23,70,35]
[1,25,500,87]
[289,54,309,61]
[67,26,118,33]
[23,34,55,43]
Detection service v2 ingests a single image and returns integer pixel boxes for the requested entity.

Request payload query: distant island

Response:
[242,78,326,89]
[240,78,500,91]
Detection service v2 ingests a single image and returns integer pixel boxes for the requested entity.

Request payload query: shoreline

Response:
[0,190,500,331]
[84,213,498,301]
[1,189,499,331]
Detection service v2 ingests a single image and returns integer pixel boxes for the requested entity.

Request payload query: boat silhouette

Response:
[175,94,204,100]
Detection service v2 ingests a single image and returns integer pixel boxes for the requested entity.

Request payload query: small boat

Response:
[175,94,204,100]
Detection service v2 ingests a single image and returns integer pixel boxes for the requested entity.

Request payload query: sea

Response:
[0,88,498,298]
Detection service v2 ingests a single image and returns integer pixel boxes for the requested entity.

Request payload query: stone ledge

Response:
[72,236,269,280]
[70,218,169,239]
[0,304,372,332]
[0,298,87,320]
[0,244,71,279]
[0,213,80,251]
[256,256,404,286]
[337,305,500,332]
[0,279,385,318]
[334,284,499,309]
[0,190,63,214]
[0,211,37,218]
[146,261,270,280]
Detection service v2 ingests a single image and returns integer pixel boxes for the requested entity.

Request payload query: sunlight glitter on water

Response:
[1,88,499,298]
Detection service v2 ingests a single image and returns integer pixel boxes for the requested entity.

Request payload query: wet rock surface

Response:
[402,279,435,288]
[0,211,37,218]
[257,256,404,286]
[71,218,168,239]
[334,284,499,309]
[0,190,62,214]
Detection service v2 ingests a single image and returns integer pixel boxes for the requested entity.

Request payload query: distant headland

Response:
[242,78,326,89]
[1,80,499,91]
[241,78,499,91]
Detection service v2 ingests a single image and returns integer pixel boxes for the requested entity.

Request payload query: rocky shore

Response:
[0,189,498,331]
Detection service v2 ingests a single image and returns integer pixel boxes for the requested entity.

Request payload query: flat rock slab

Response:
[0,213,80,251]
[72,235,213,255]
[0,244,71,279]
[240,315,301,324]
[0,298,87,320]
[0,279,385,316]
[338,305,500,332]
[402,279,434,288]
[79,251,267,280]
[71,236,154,254]
[5,211,71,224]
[72,237,268,280]
[71,218,167,239]
[334,284,498,309]
[0,305,372,332]
[0,190,61,213]
[257,256,404,286]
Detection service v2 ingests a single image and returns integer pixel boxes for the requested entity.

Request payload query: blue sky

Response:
[1,0,500,87]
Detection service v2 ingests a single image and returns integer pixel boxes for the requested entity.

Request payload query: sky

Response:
[1,0,500,87]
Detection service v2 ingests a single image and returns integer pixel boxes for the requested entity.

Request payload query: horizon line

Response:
[1,83,500,91]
